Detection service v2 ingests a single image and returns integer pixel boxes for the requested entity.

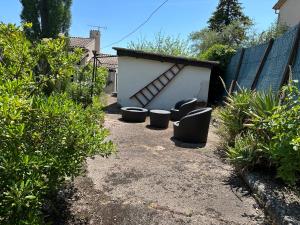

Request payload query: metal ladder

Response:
[130,64,185,107]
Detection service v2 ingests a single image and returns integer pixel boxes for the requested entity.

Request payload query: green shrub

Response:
[128,31,193,57]
[247,90,280,120]
[246,21,288,47]
[199,44,236,70]
[217,88,253,145]
[218,80,300,184]
[266,103,300,184]
[227,132,264,170]
[67,64,108,107]
[0,91,113,224]
[0,23,113,224]
[249,83,300,184]
[190,21,251,53]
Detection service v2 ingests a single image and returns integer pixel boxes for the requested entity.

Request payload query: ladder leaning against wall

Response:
[130,64,185,107]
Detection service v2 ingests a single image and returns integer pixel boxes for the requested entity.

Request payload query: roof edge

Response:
[273,0,287,10]
[69,37,94,39]
[113,47,219,68]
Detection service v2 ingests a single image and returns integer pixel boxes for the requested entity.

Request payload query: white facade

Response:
[69,30,101,65]
[83,40,96,63]
[117,56,212,110]
[274,0,300,27]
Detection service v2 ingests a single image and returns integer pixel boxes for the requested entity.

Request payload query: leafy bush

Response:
[218,80,300,184]
[190,20,252,53]
[0,23,83,96]
[0,92,113,224]
[199,44,236,70]
[216,87,253,145]
[246,21,288,47]
[0,23,113,224]
[227,132,264,169]
[128,31,193,57]
[67,64,108,107]
[35,37,83,95]
[247,83,300,184]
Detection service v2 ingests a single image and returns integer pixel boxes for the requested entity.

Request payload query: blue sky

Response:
[0,0,277,54]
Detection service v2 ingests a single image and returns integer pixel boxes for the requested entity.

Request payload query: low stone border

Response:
[241,172,300,225]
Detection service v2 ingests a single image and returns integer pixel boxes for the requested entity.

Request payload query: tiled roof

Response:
[96,54,118,70]
[69,37,95,49]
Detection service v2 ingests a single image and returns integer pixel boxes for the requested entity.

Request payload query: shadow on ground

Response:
[223,173,252,199]
[146,124,169,131]
[44,184,84,225]
[53,176,168,225]
[103,102,120,115]
[170,137,206,149]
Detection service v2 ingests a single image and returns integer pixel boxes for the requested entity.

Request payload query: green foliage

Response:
[217,87,253,145]
[190,20,252,53]
[0,92,113,224]
[224,90,280,170]
[190,0,252,55]
[0,23,113,224]
[35,37,83,95]
[208,0,251,32]
[246,21,289,47]
[227,132,264,170]
[246,90,280,126]
[199,44,236,70]
[20,0,72,39]
[67,64,108,107]
[0,23,36,85]
[128,32,193,57]
[247,83,300,184]
[267,102,300,184]
[218,80,300,184]
[0,22,83,96]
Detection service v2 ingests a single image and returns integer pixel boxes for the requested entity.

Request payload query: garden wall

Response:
[224,23,300,93]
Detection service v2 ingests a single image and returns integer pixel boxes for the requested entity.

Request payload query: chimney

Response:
[90,30,100,53]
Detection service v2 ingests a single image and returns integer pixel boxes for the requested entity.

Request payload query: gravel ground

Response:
[64,97,270,225]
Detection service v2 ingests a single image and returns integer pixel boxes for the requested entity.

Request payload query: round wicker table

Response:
[149,110,171,129]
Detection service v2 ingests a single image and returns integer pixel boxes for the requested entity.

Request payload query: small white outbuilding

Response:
[113,47,218,110]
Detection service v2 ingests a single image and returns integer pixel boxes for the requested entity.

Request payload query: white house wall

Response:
[117,56,212,110]
[278,0,300,27]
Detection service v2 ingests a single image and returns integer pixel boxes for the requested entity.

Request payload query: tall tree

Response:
[208,0,251,32]
[20,0,72,40]
[190,20,251,54]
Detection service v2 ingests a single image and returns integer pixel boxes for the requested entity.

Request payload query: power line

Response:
[101,0,169,50]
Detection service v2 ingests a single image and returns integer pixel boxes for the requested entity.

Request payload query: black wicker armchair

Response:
[173,108,212,144]
[170,98,198,121]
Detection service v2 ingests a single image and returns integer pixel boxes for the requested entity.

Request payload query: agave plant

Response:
[217,87,253,146]
[227,132,265,170]
[244,89,280,130]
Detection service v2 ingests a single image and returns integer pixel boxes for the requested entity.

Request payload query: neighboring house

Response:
[69,30,118,94]
[69,30,100,65]
[98,53,118,94]
[273,0,300,27]
[114,47,218,110]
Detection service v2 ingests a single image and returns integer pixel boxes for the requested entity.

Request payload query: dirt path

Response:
[67,97,268,225]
